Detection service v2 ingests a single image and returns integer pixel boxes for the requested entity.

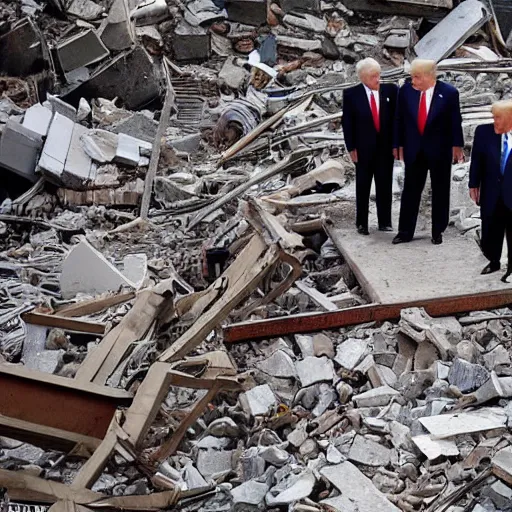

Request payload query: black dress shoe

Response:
[501,267,512,283]
[379,226,393,232]
[481,261,500,275]
[392,234,412,244]
[357,225,369,235]
[431,234,443,245]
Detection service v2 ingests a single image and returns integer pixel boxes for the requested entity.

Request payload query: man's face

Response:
[361,69,380,91]
[411,70,435,92]
[493,110,512,134]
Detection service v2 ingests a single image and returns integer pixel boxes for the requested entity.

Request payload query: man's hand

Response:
[393,147,404,161]
[453,147,465,164]
[350,150,358,163]
[469,187,480,205]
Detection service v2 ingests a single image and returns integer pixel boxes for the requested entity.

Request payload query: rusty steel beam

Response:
[223,289,512,343]
[0,364,132,439]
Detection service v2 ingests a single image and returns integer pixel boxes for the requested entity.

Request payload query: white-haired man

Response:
[470,100,512,279]
[342,58,398,235]
[393,59,464,245]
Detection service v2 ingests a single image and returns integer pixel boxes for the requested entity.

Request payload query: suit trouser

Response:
[355,145,393,229]
[398,151,451,238]
[481,195,512,264]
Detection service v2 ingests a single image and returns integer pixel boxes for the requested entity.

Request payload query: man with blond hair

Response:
[469,100,512,278]
[342,58,398,235]
[393,59,464,245]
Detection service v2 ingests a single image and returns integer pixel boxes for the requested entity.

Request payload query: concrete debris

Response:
[240,384,277,416]
[57,30,110,73]
[296,356,334,386]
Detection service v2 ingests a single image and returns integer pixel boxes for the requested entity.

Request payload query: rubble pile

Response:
[2,0,512,511]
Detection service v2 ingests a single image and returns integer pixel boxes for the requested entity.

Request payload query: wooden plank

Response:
[295,281,339,311]
[493,446,512,486]
[223,288,512,343]
[0,413,101,454]
[55,292,136,318]
[75,279,174,385]
[22,312,106,335]
[158,235,279,362]
[0,468,102,504]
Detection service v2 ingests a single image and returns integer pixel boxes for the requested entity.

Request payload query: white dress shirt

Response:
[364,84,379,112]
[421,85,435,114]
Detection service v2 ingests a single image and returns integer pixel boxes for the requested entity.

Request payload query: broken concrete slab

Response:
[334,338,367,370]
[173,20,211,62]
[62,123,95,190]
[412,435,460,460]
[483,480,512,509]
[219,57,249,90]
[296,356,334,387]
[353,385,400,408]
[321,462,401,512]
[112,112,158,143]
[266,469,316,506]
[257,350,297,378]
[419,408,507,439]
[493,446,512,485]
[226,0,267,25]
[239,384,277,416]
[115,133,152,167]
[65,46,160,110]
[45,95,78,122]
[197,448,234,479]
[57,29,110,73]
[0,18,49,76]
[280,0,320,13]
[231,480,269,508]
[60,239,139,299]
[81,129,118,163]
[284,13,327,33]
[384,29,411,49]
[414,0,490,62]
[348,435,392,467]
[22,104,53,137]
[67,0,105,20]
[38,113,74,183]
[484,345,511,370]
[448,357,490,393]
[0,120,42,182]
[98,0,135,51]
[131,0,169,26]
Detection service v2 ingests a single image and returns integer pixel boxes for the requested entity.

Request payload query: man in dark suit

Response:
[469,100,512,278]
[393,59,464,245]
[342,58,398,235]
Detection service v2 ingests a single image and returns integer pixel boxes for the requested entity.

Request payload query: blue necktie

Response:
[501,134,510,175]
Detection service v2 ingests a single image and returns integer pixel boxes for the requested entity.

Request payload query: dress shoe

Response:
[379,226,393,232]
[392,234,412,245]
[431,234,443,245]
[501,267,512,283]
[481,261,500,275]
[357,225,369,235]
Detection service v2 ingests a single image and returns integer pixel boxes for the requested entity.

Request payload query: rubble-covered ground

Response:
[2,1,512,511]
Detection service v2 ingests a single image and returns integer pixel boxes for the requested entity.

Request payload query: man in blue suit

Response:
[469,100,512,278]
[393,59,464,245]
[342,58,398,235]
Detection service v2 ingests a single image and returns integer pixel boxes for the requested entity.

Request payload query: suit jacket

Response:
[469,123,512,214]
[394,80,464,166]
[342,83,398,163]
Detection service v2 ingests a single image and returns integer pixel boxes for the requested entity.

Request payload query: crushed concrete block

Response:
[321,462,401,512]
[98,0,135,51]
[122,253,148,288]
[0,18,49,76]
[62,123,94,189]
[38,113,74,183]
[65,47,160,111]
[226,0,267,25]
[312,333,335,358]
[284,13,327,33]
[22,104,53,137]
[414,0,490,62]
[266,469,316,506]
[0,120,42,182]
[131,0,169,26]
[296,335,314,358]
[240,384,277,416]
[257,350,297,378]
[384,29,411,49]
[219,57,249,90]
[4,443,45,464]
[169,133,201,154]
[335,338,367,370]
[281,0,320,13]
[483,480,512,509]
[113,112,158,143]
[67,0,105,20]
[296,356,334,387]
[60,239,138,299]
[448,358,490,393]
[115,133,147,166]
[287,421,308,448]
[353,385,401,408]
[81,129,119,163]
[173,20,210,62]
[197,448,234,479]
[348,435,391,467]
[45,95,78,122]
[484,345,511,370]
[231,480,269,507]
[57,29,110,73]
[412,435,459,460]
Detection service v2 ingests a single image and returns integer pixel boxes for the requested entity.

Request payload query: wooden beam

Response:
[55,292,136,318]
[0,414,101,454]
[223,288,512,343]
[294,281,339,312]
[22,312,106,335]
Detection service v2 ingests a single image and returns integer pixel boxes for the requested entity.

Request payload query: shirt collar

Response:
[363,84,377,96]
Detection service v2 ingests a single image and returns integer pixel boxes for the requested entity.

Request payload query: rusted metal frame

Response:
[223,289,512,343]
[0,364,132,439]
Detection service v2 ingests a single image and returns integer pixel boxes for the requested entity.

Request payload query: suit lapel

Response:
[379,87,386,124]
[359,84,372,118]
[426,81,440,126]
[493,130,502,172]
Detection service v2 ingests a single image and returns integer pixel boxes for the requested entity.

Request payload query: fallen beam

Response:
[22,312,106,335]
[223,289,512,343]
[55,291,136,318]
[0,364,132,439]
